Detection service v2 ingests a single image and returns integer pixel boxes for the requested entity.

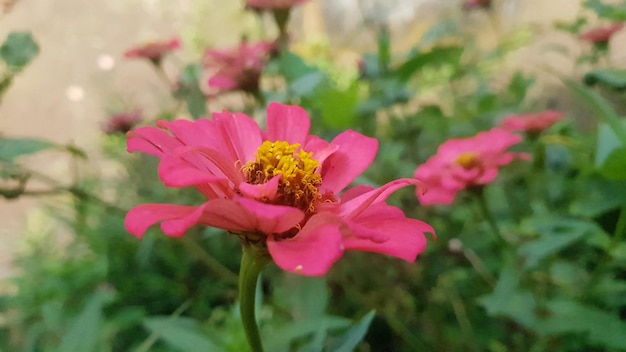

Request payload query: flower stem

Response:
[239,245,270,352]
[473,188,513,244]
[615,207,626,240]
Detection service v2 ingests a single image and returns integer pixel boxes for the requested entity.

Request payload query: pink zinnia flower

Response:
[414,128,528,206]
[204,41,276,95]
[125,102,433,276]
[500,110,564,135]
[246,0,310,10]
[124,38,181,62]
[463,0,491,10]
[102,111,142,135]
[579,23,624,44]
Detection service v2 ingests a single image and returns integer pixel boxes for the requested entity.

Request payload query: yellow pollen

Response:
[243,141,322,212]
[455,152,480,169]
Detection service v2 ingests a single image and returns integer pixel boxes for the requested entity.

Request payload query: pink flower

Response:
[125,102,433,276]
[579,23,624,44]
[500,110,564,134]
[414,128,528,206]
[204,41,276,95]
[102,111,142,135]
[463,0,491,10]
[246,0,310,10]
[124,38,181,62]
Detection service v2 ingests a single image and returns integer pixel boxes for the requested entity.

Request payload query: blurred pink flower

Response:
[579,23,624,44]
[246,0,310,10]
[125,102,433,276]
[500,110,564,134]
[414,128,529,206]
[124,38,181,62]
[463,0,491,10]
[204,41,276,95]
[102,111,142,135]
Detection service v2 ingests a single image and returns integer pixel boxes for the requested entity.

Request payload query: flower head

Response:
[124,38,181,63]
[463,0,491,10]
[246,0,310,10]
[203,41,276,95]
[125,103,433,276]
[102,111,142,135]
[414,128,528,206]
[500,110,564,135]
[579,23,624,45]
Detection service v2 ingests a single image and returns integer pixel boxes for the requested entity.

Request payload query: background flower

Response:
[246,0,310,10]
[124,38,181,62]
[414,128,528,205]
[500,110,564,134]
[203,41,275,95]
[579,23,624,44]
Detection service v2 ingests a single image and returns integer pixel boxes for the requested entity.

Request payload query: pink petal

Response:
[197,199,258,232]
[265,102,311,145]
[340,185,375,203]
[267,213,344,276]
[208,75,238,90]
[158,155,227,187]
[320,130,378,194]
[212,111,263,164]
[342,217,429,262]
[125,204,199,238]
[339,178,424,219]
[238,175,281,201]
[417,186,458,206]
[156,119,211,147]
[126,126,182,157]
[235,197,305,234]
[175,146,244,185]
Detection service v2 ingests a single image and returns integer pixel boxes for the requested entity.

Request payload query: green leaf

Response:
[58,290,112,352]
[0,137,56,162]
[278,51,318,82]
[584,69,626,90]
[315,80,358,129]
[537,299,626,349]
[598,147,626,180]
[596,122,626,166]
[377,27,391,72]
[584,0,626,20]
[518,218,601,269]
[0,32,39,69]
[570,175,626,217]
[173,64,207,119]
[265,316,351,352]
[478,264,536,328]
[144,316,221,352]
[563,79,626,146]
[395,46,463,82]
[328,310,376,352]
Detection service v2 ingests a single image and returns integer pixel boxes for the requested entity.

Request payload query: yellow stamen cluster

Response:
[455,152,480,169]
[243,141,322,212]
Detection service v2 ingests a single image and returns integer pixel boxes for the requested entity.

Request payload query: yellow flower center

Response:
[243,141,322,212]
[455,152,480,169]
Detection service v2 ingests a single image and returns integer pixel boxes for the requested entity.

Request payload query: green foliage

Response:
[584,69,626,90]
[0,137,55,162]
[0,32,39,69]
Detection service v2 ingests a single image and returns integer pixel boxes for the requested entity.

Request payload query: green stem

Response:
[614,207,626,240]
[182,237,239,285]
[239,245,270,352]
[473,188,513,244]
